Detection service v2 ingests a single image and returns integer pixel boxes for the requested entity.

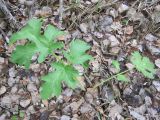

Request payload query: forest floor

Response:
[0,0,160,120]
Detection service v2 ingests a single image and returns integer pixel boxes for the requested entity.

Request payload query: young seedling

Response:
[9,18,92,99]
[94,51,156,88]
[112,60,128,82]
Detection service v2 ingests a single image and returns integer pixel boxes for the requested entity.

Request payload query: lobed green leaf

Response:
[130,51,156,79]
[64,39,92,67]
[40,62,79,99]
[10,43,37,69]
[9,18,65,67]
[44,24,65,42]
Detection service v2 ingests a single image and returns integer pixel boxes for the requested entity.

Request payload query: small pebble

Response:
[0,114,6,120]
[152,12,160,24]
[118,4,129,13]
[35,6,52,17]
[20,99,31,108]
[126,63,134,70]
[1,96,12,108]
[93,32,103,38]
[155,59,160,68]
[30,64,40,72]
[8,77,19,87]
[9,68,16,78]
[85,1,91,4]
[124,26,133,35]
[83,34,92,42]
[155,5,160,11]
[146,44,160,55]
[25,0,35,6]
[153,81,160,92]
[0,57,5,63]
[11,85,18,93]
[145,34,158,42]
[80,103,93,113]
[31,92,41,105]
[80,23,88,33]
[131,39,138,47]
[123,87,132,95]
[11,95,20,104]
[102,39,110,46]
[110,47,120,54]
[63,88,73,97]
[61,115,70,120]
[27,105,35,114]
[130,110,145,120]
[41,104,45,108]
[0,86,6,95]
[27,83,37,92]
[108,35,120,47]
[109,104,123,119]
[18,0,25,4]
[109,9,118,18]
[91,0,99,3]
[145,96,152,106]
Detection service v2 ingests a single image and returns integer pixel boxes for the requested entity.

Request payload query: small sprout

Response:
[112,60,129,82]
[19,111,25,118]
[11,115,18,120]
[112,60,120,72]
[94,51,156,88]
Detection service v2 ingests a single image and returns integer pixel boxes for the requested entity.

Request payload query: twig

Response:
[84,73,92,86]
[131,0,139,8]
[0,0,20,29]
[59,0,63,28]
[67,0,118,30]
[0,27,9,43]
[0,105,12,112]
[93,69,130,89]
[146,0,160,7]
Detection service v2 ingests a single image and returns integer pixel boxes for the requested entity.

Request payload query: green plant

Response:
[112,60,128,82]
[94,51,156,88]
[121,18,129,25]
[11,115,18,120]
[9,18,92,99]
[130,51,156,79]
[19,111,25,118]
[11,111,24,120]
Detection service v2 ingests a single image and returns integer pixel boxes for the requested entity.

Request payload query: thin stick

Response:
[0,0,20,29]
[0,27,9,43]
[93,69,130,89]
[67,0,118,30]
[59,0,63,28]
